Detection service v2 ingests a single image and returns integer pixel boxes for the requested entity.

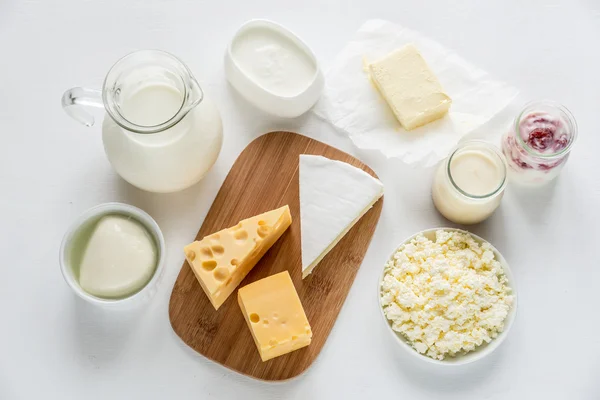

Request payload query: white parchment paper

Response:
[313,20,519,167]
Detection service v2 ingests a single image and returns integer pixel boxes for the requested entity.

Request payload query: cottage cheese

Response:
[380,230,513,360]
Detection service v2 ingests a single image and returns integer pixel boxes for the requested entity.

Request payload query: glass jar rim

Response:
[446,140,508,200]
[102,50,193,134]
[514,100,578,159]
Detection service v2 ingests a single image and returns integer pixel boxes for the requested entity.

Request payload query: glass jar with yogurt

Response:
[432,141,507,225]
[501,101,577,186]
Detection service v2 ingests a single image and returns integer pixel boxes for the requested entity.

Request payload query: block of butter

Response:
[184,205,292,310]
[368,44,452,130]
[238,271,312,361]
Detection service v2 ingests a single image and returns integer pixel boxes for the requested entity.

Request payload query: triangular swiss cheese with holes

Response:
[184,205,292,309]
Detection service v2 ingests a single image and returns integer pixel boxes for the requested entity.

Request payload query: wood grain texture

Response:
[169,131,383,381]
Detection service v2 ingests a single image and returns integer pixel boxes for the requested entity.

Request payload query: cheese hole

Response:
[230,259,238,266]
[234,229,248,241]
[231,222,243,230]
[187,251,196,261]
[258,220,267,226]
[202,260,217,271]
[211,245,224,256]
[292,336,298,341]
[269,339,277,346]
[249,313,260,323]
[263,320,269,325]
[272,313,278,320]
[257,225,270,238]
[200,247,213,259]
[213,267,230,281]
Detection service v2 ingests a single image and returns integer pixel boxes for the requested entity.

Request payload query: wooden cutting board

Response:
[169,131,383,381]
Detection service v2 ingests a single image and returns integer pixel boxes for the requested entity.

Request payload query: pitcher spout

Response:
[187,76,204,109]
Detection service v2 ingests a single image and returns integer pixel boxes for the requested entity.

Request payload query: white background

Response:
[1,0,599,399]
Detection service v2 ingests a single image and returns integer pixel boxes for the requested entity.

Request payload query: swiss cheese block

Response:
[184,205,292,310]
[238,271,312,361]
[368,44,451,130]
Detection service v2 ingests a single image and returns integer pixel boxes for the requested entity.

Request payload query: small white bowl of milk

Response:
[225,19,325,118]
[60,203,165,308]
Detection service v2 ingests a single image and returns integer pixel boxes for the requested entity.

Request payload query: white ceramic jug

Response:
[62,50,223,193]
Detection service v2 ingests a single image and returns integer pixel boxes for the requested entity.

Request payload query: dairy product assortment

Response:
[59,18,578,368]
[184,156,383,360]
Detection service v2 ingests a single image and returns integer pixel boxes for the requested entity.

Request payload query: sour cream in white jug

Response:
[231,26,317,97]
[224,20,324,118]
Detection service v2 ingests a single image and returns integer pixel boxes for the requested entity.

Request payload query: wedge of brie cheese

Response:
[299,155,384,278]
[368,44,451,130]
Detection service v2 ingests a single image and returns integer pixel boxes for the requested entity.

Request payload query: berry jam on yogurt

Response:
[501,101,577,186]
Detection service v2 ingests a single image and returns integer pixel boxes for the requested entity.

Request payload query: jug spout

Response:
[187,76,204,110]
[62,87,104,127]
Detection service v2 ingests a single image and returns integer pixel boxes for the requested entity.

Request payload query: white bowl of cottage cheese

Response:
[378,228,517,365]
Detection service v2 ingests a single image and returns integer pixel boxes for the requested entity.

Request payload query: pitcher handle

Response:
[62,87,104,127]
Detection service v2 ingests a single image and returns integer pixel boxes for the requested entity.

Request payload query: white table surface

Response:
[1,0,599,399]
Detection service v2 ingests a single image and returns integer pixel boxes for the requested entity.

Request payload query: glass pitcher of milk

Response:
[62,50,223,193]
